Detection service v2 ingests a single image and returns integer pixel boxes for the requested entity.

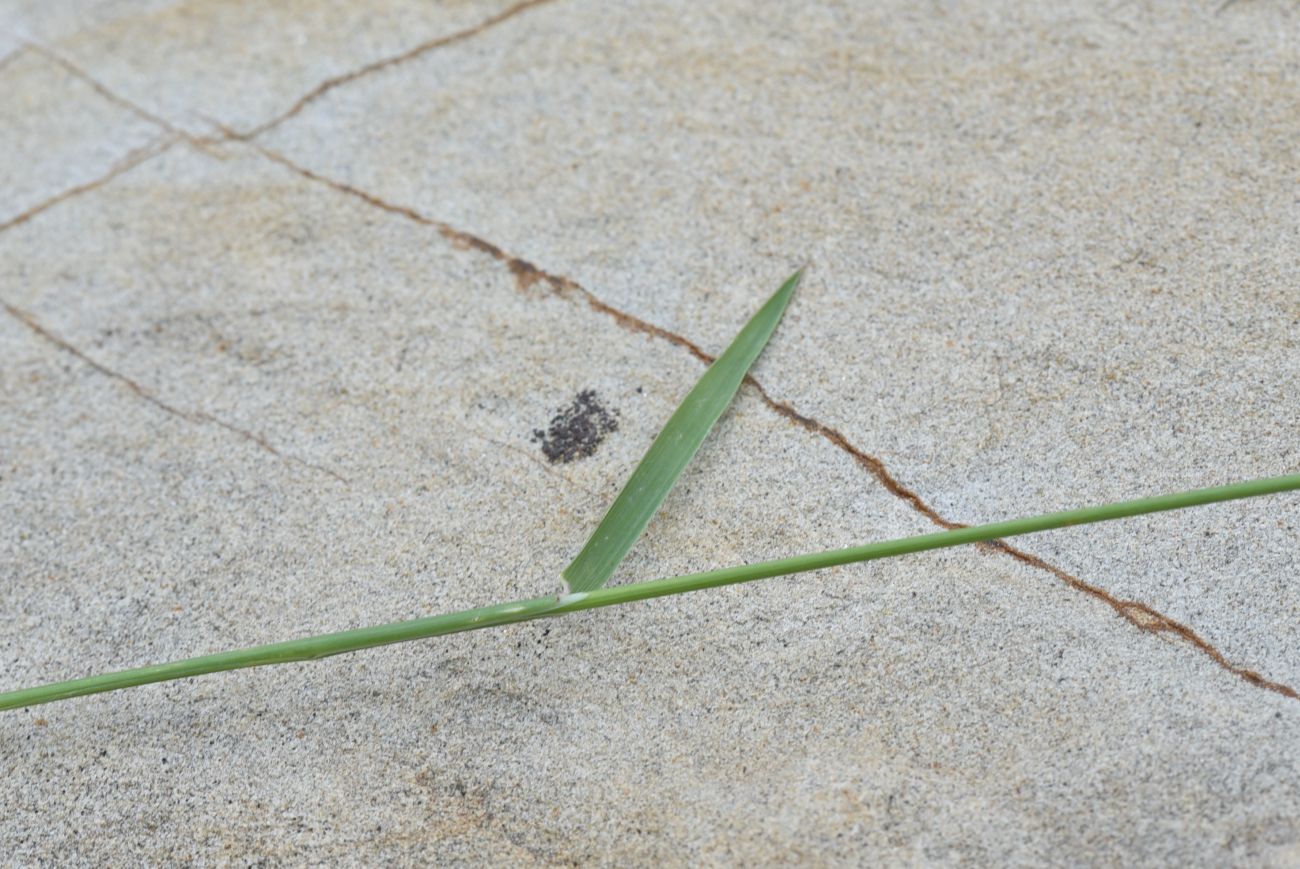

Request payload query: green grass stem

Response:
[3,473,1295,712]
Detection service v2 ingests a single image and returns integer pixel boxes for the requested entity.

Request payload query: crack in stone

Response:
[0,137,175,233]
[3,302,348,485]
[23,41,212,148]
[249,143,1298,701]
[0,44,27,75]
[0,40,222,234]
[227,0,560,142]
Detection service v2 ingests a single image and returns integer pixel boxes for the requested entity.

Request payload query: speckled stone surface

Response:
[0,46,162,227]
[1,1,1298,865]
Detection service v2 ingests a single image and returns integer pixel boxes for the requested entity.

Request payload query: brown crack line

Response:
[229,0,559,142]
[23,41,212,149]
[0,44,27,75]
[245,145,1298,701]
[0,40,225,233]
[0,138,174,233]
[3,302,348,485]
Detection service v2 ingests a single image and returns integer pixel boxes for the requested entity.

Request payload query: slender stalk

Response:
[2,474,1297,711]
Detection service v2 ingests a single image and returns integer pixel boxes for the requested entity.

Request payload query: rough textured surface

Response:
[1,1,1297,865]
[0,46,162,227]
[5,0,529,136]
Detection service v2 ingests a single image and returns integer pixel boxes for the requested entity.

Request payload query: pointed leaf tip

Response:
[561,271,802,593]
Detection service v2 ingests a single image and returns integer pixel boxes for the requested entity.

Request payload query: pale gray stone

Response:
[2,1,1298,865]
[0,47,162,226]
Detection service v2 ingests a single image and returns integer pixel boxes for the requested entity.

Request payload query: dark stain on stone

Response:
[507,256,547,293]
[532,390,619,463]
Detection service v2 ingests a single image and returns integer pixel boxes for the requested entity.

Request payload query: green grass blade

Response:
[3,473,1296,711]
[562,269,803,593]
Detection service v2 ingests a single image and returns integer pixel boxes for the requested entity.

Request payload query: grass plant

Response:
[2,271,1296,712]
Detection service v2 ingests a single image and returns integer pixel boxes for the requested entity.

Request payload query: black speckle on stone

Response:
[532,389,619,464]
